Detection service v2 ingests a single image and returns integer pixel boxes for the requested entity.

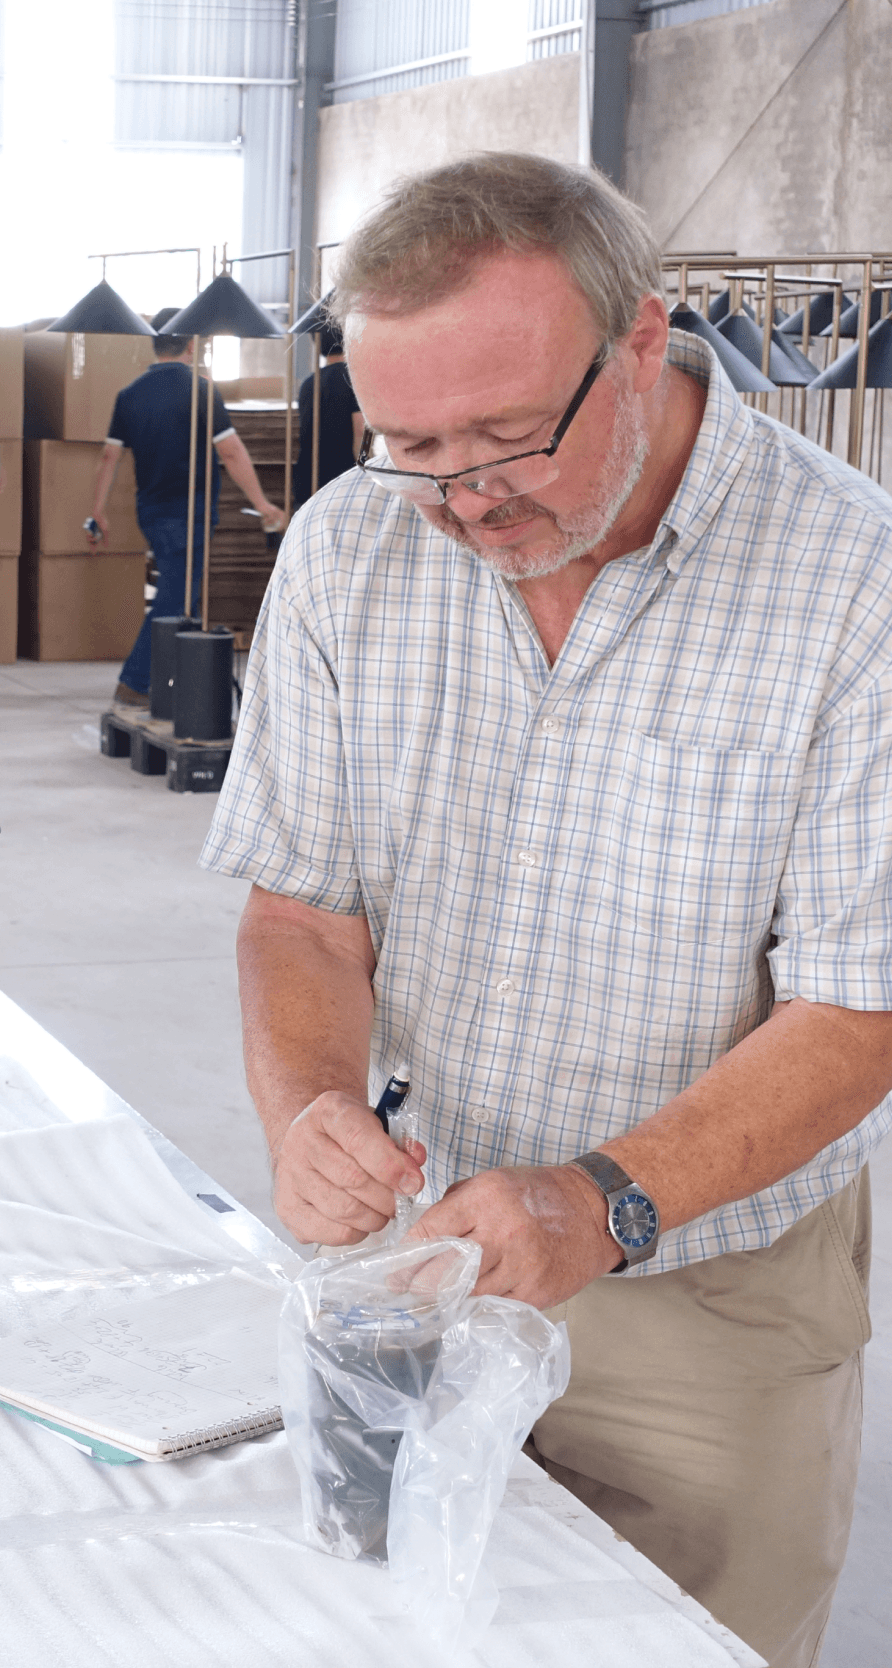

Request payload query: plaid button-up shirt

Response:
[202,333,892,1273]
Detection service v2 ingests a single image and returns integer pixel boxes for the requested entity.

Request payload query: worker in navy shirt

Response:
[292,319,363,509]
[89,307,284,708]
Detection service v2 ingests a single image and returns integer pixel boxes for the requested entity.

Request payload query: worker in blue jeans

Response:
[89,307,284,709]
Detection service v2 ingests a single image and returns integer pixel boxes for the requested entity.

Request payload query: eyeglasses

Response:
[356,344,611,506]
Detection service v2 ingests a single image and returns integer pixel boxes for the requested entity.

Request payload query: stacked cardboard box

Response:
[0,329,24,662]
[208,402,294,643]
[19,332,153,660]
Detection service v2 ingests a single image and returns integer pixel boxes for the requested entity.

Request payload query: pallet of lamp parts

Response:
[100,711,233,794]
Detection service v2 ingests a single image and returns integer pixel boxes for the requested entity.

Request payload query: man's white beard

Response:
[423,374,650,581]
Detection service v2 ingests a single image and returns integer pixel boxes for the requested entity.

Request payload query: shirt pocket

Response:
[600,731,800,946]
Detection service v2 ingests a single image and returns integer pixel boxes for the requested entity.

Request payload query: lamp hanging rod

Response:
[114,74,298,87]
[89,246,201,260]
[721,271,848,287]
[226,250,293,265]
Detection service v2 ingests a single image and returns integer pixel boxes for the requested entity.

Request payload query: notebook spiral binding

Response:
[162,1405,283,1456]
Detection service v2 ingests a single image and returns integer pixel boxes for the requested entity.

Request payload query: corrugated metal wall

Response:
[113,0,298,302]
[329,0,589,101]
[527,1,583,61]
[330,0,470,102]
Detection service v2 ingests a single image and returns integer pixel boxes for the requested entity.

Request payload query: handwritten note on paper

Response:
[0,1271,285,1455]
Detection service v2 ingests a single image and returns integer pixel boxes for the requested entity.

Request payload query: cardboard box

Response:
[217,375,285,404]
[17,550,145,661]
[24,331,156,442]
[0,555,17,663]
[23,440,145,555]
[0,329,24,438]
[0,440,23,554]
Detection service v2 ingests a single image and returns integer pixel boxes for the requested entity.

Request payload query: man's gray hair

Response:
[329,152,663,344]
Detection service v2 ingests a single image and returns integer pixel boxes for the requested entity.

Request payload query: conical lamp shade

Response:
[819,290,885,339]
[290,291,335,335]
[707,289,755,327]
[769,331,820,383]
[669,305,775,393]
[717,312,815,386]
[809,314,892,389]
[162,273,284,340]
[778,291,852,339]
[48,280,155,336]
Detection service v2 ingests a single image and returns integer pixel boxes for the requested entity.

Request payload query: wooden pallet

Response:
[100,710,233,794]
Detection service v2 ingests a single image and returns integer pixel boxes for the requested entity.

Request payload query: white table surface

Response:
[0,990,765,1667]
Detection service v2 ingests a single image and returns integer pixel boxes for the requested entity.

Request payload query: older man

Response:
[202,154,892,1666]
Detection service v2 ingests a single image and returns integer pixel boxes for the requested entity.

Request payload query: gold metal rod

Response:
[184,338,201,614]
[310,245,322,497]
[201,350,214,634]
[869,387,879,479]
[797,262,811,436]
[284,249,296,524]
[759,264,775,416]
[311,332,322,497]
[848,258,872,468]
[824,278,843,453]
[679,262,688,305]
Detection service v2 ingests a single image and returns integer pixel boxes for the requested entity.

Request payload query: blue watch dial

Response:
[611,1192,658,1249]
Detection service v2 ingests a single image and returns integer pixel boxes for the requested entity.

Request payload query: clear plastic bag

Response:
[278,1237,570,1650]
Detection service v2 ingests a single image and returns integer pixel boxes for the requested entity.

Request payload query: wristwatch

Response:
[570,1151,660,1272]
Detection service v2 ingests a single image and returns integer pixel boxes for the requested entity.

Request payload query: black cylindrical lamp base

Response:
[150,616,198,720]
[174,629,234,741]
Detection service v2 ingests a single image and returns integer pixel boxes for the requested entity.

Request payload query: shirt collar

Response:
[654,329,755,574]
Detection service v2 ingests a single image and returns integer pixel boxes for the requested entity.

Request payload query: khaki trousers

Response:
[531,1173,871,1668]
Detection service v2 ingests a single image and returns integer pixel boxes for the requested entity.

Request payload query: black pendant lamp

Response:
[809,314,892,389]
[289,292,335,337]
[819,291,885,340]
[48,279,155,336]
[778,291,853,339]
[669,304,776,393]
[160,272,285,341]
[707,289,755,327]
[716,312,816,386]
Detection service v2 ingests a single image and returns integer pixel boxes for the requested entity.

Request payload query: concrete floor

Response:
[1,659,890,1665]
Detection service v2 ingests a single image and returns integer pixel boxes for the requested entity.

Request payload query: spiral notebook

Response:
[0,1270,285,1463]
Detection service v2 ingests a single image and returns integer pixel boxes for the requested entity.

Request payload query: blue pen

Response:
[372,1062,411,1134]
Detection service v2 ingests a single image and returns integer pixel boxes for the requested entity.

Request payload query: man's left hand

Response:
[403,1163,623,1308]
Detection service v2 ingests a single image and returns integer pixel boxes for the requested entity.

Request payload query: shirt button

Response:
[470,1104,490,1125]
[496,977,515,996]
[517,848,538,867]
[541,716,560,736]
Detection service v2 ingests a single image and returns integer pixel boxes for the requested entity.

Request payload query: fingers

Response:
[274,1091,424,1244]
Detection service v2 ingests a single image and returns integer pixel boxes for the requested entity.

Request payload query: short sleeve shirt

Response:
[201,332,892,1273]
[293,360,360,509]
[107,361,234,523]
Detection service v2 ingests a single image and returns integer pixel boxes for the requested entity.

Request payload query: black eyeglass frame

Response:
[356,343,612,499]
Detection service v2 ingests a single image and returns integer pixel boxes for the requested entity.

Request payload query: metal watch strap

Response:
[571,1151,636,1199]
[570,1150,655,1273]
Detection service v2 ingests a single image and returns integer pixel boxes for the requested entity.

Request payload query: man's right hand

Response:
[273,1090,426,1246]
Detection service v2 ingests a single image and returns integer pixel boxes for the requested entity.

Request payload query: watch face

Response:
[611,1192,658,1250]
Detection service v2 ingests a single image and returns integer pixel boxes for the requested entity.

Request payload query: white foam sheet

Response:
[0,997,765,1667]
[0,1422,760,1668]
